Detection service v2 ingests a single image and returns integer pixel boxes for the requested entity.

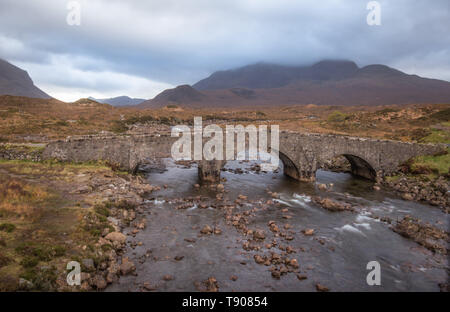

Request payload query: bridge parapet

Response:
[43,132,445,183]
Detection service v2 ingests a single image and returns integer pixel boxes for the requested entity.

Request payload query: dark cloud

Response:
[0,0,449,101]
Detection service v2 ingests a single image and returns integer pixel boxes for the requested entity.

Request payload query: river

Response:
[107,158,449,292]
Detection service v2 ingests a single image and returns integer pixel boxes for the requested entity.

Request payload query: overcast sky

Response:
[0,0,449,101]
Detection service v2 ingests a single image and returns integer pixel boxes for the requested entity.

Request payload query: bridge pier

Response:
[197,160,225,184]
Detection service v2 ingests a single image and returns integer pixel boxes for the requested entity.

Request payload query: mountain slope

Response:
[0,58,51,99]
[141,60,450,108]
[88,95,146,106]
[193,60,359,90]
[140,85,206,107]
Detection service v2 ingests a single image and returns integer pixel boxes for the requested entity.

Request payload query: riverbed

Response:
[107,159,449,292]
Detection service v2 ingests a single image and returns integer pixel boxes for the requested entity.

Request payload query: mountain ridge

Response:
[0,58,51,99]
[140,60,450,108]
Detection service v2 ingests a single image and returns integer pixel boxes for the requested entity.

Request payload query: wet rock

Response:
[303,229,315,236]
[439,283,449,292]
[270,253,282,264]
[230,275,238,281]
[289,259,299,269]
[373,185,381,191]
[317,183,328,191]
[269,221,280,233]
[105,232,127,244]
[254,255,266,264]
[136,221,146,230]
[312,197,354,212]
[286,246,295,254]
[200,225,213,235]
[92,275,107,290]
[316,283,329,292]
[243,241,260,251]
[203,277,219,292]
[162,275,174,281]
[271,270,281,279]
[142,282,157,291]
[119,257,135,275]
[106,272,117,284]
[296,274,307,280]
[174,255,184,261]
[253,230,266,240]
[401,193,414,201]
[392,216,449,254]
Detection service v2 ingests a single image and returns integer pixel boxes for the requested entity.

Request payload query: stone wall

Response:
[0,144,44,162]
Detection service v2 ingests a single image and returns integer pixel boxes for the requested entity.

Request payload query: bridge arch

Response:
[278,151,302,181]
[340,154,377,180]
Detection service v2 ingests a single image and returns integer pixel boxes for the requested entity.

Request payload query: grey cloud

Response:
[0,0,449,100]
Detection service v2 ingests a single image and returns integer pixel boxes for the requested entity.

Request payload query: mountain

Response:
[140,60,450,108]
[0,58,51,99]
[193,60,359,90]
[142,85,206,107]
[88,95,146,106]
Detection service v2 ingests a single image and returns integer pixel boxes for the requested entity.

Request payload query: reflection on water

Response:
[107,159,448,292]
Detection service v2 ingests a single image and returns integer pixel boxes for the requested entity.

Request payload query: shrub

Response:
[256,111,266,117]
[94,204,110,217]
[110,120,128,133]
[0,253,11,268]
[327,111,348,123]
[376,108,399,115]
[0,223,16,233]
[429,108,450,122]
[20,256,39,268]
[116,200,136,210]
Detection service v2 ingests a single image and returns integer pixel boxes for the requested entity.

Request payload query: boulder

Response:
[105,232,127,244]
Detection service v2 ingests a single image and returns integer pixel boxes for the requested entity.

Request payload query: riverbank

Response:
[0,159,157,291]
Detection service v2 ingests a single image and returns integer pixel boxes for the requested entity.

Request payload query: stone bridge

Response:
[42,132,444,184]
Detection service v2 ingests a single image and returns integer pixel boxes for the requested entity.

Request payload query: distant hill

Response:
[140,60,450,108]
[0,58,51,99]
[88,95,146,106]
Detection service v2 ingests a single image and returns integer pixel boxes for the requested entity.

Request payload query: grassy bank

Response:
[0,160,126,291]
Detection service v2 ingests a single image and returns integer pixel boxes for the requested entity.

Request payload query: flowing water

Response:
[107,158,449,292]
